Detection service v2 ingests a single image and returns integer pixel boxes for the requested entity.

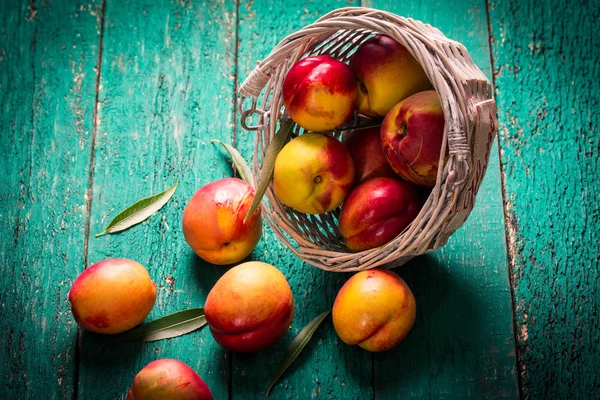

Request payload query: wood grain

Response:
[77,0,237,398]
[488,0,600,397]
[3,0,597,398]
[365,0,519,398]
[233,1,376,399]
[0,0,101,398]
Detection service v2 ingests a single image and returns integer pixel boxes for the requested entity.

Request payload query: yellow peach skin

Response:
[68,258,157,334]
[182,178,262,265]
[350,35,432,117]
[204,262,294,352]
[273,133,354,214]
[283,55,357,131]
[127,359,213,400]
[332,269,416,352]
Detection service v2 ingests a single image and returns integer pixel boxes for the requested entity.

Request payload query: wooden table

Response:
[1,0,598,398]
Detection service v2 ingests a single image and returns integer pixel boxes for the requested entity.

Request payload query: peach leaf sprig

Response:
[245,119,295,221]
[211,139,255,187]
[95,181,178,237]
[266,310,330,397]
[103,308,206,347]
[327,118,382,134]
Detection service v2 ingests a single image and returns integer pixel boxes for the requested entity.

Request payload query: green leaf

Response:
[103,308,206,347]
[266,310,330,397]
[211,139,255,187]
[245,119,295,222]
[95,181,178,237]
[329,119,382,134]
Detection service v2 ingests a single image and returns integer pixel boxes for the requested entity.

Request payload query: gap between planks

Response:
[76,0,107,399]
[484,0,524,397]
[231,0,241,181]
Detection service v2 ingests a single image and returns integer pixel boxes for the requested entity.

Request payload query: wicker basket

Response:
[237,7,497,272]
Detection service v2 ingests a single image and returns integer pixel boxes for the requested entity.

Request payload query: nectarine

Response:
[204,261,294,352]
[350,35,431,117]
[273,133,354,214]
[342,126,397,185]
[182,178,262,265]
[68,258,157,334]
[338,177,420,252]
[283,55,357,131]
[333,269,416,352]
[381,90,445,187]
[127,359,213,400]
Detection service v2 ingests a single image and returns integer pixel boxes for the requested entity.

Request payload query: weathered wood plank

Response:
[233,1,374,399]
[77,0,238,398]
[365,0,518,398]
[488,0,600,397]
[0,0,101,398]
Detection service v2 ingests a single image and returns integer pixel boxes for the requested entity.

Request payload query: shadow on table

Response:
[77,329,145,396]
[373,253,487,394]
[191,252,232,297]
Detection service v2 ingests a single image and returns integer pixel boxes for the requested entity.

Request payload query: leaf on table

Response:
[95,181,178,237]
[245,119,295,222]
[211,139,255,187]
[103,308,206,347]
[266,310,330,397]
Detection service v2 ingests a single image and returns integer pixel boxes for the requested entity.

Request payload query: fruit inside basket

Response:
[237,7,497,272]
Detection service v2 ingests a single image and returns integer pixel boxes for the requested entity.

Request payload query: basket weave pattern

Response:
[238,7,498,272]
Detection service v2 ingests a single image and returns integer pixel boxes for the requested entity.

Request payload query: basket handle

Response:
[239,62,272,98]
[469,96,497,189]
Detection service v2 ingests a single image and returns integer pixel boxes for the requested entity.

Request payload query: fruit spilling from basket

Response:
[170,33,442,357]
[65,7,497,397]
[272,34,444,252]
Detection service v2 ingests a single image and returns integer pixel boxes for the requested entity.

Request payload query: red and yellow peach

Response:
[126,359,213,400]
[68,258,157,334]
[350,35,431,117]
[381,90,445,187]
[273,133,354,214]
[283,55,357,131]
[338,177,420,252]
[182,178,262,265]
[204,261,294,352]
[342,126,397,185]
[333,269,416,352]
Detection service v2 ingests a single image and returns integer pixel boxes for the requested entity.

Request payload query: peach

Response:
[126,359,213,400]
[283,55,357,131]
[350,35,431,117]
[381,90,445,187]
[273,133,354,214]
[333,269,416,352]
[182,178,262,265]
[204,261,294,352]
[68,258,157,334]
[342,126,397,185]
[338,177,420,252]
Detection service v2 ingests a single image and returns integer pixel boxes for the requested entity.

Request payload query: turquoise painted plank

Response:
[365,0,518,398]
[77,0,237,398]
[489,0,600,397]
[0,0,100,398]
[233,1,374,399]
